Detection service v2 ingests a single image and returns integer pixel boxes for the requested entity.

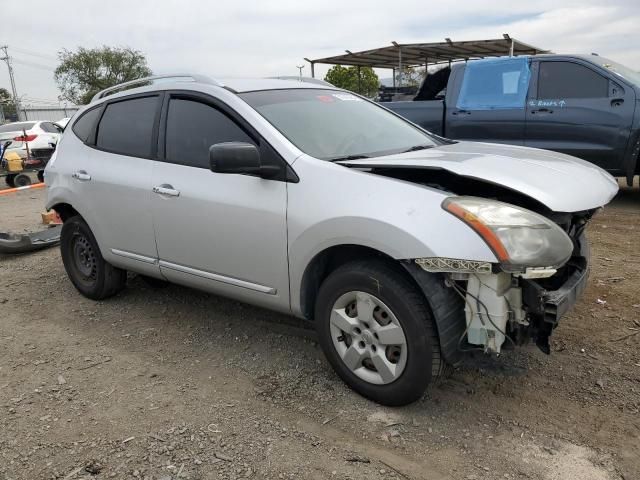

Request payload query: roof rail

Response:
[91,74,223,102]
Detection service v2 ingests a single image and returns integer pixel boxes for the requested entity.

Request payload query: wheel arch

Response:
[298,243,466,366]
[50,202,80,222]
[299,244,396,321]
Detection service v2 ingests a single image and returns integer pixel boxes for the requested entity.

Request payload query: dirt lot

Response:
[1,184,638,480]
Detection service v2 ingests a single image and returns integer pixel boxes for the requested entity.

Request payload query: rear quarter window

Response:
[72,107,102,143]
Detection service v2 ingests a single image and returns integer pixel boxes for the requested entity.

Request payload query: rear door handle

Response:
[531,108,553,114]
[611,98,624,107]
[72,170,91,181]
[452,109,471,116]
[153,184,180,197]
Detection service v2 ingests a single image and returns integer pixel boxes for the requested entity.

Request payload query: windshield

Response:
[240,89,441,160]
[595,57,640,86]
[0,122,35,133]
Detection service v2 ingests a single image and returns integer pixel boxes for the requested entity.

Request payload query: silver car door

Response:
[79,94,161,276]
[151,93,290,312]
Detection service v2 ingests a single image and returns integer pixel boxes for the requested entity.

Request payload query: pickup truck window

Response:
[594,57,640,86]
[456,57,531,110]
[538,62,608,99]
[240,89,439,160]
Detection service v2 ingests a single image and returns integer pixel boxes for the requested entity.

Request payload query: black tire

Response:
[13,173,31,187]
[37,170,44,183]
[5,174,16,188]
[60,216,126,300]
[315,259,446,406]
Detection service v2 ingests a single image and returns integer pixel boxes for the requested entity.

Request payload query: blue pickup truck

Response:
[384,54,640,185]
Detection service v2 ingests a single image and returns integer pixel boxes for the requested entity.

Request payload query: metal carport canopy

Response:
[306,37,549,71]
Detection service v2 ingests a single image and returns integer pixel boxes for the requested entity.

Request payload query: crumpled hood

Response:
[338,141,619,212]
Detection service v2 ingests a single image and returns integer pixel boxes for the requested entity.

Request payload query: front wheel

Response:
[60,216,126,300]
[315,259,445,406]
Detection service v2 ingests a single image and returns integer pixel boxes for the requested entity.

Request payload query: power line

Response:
[12,58,56,71]
[10,47,57,62]
[0,46,22,120]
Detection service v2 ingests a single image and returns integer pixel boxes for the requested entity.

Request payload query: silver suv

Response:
[46,74,617,405]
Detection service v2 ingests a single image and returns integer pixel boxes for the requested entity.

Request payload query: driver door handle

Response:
[153,184,180,197]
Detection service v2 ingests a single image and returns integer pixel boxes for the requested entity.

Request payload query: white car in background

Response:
[56,117,71,129]
[0,120,63,162]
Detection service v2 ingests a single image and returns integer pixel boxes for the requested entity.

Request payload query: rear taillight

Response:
[14,134,38,142]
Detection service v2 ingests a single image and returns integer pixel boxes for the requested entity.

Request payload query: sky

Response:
[1,0,639,106]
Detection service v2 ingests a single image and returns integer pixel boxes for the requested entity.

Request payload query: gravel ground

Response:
[0,184,638,480]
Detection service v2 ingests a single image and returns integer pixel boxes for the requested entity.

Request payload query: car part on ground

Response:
[0,225,61,254]
[45,74,617,405]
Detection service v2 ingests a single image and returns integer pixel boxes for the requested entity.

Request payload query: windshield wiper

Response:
[328,154,371,162]
[402,144,434,153]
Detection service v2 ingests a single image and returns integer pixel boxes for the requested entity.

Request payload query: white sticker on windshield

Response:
[332,93,362,102]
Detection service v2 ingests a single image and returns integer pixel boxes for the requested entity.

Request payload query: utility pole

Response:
[1,46,22,121]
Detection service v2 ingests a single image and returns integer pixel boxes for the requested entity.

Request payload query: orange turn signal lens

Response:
[443,201,510,263]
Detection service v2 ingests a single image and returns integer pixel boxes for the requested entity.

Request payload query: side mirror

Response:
[209,142,281,179]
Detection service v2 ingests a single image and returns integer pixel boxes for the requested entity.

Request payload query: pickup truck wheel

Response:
[315,259,442,406]
[60,216,126,300]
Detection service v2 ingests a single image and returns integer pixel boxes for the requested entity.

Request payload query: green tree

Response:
[324,65,379,97]
[395,66,426,87]
[55,46,152,104]
[0,87,16,119]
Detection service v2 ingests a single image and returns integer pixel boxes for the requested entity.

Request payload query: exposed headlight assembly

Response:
[442,196,574,272]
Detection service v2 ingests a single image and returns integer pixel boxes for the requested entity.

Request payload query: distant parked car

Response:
[56,117,71,129]
[0,120,63,163]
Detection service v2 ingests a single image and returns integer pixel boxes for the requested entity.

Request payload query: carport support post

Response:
[398,47,403,87]
[304,58,316,78]
[509,39,515,56]
[357,66,362,94]
[392,68,396,88]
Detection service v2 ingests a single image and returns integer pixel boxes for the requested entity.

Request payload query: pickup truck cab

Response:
[385,55,640,184]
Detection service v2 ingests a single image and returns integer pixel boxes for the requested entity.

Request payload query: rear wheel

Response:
[60,216,126,300]
[5,174,16,188]
[37,170,44,183]
[315,259,445,406]
[13,173,31,187]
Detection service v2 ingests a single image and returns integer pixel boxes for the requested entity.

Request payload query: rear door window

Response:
[96,96,158,157]
[456,57,531,110]
[165,98,254,169]
[537,62,608,99]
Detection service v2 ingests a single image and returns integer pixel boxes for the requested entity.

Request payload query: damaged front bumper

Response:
[520,234,590,353]
[407,233,590,359]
